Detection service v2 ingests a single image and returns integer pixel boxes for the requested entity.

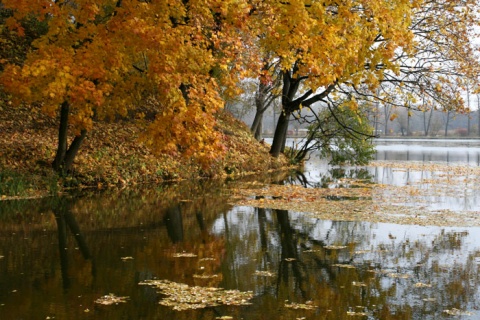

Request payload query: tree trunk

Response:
[478,95,480,137]
[424,107,433,136]
[407,110,410,136]
[444,111,450,137]
[52,101,87,174]
[52,101,70,171]
[269,70,298,157]
[250,110,264,140]
[270,111,290,157]
[255,120,262,140]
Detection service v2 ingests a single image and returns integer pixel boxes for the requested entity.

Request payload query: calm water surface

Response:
[1,140,480,319]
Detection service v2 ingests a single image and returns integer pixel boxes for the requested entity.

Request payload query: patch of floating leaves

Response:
[94,293,129,305]
[120,256,134,261]
[193,274,220,279]
[443,308,474,316]
[284,301,317,310]
[172,252,197,258]
[352,281,367,287]
[414,282,432,288]
[347,311,367,316]
[253,270,276,277]
[386,272,410,279]
[333,264,356,269]
[231,161,480,227]
[324,245,347,250]
[139,280,253,311]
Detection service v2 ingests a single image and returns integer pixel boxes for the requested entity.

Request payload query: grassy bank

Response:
[0,105,290,199]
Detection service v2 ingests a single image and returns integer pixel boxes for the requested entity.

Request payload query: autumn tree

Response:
[344,0,480,136]
[0,0,253,173]
[247,0,479,159]
[249,56,282,140]
[247,0,416,157]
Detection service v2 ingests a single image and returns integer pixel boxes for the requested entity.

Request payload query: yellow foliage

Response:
[1,0,478,168]
[0,0,255,167]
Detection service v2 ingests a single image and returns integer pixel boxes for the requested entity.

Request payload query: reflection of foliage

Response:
[316,168,373,189]
[289,105,375,165]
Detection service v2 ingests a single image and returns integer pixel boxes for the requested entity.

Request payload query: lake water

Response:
[1,139,480,319]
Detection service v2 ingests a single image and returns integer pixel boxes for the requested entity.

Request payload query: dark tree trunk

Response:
[52,101,88,174]
[63,129,87,170]
[250,110,264,140]
[444,111,450,137]
[255,120,262,140]
[270,111,290,157]
[269,69,335,158]
[52,101,70,171]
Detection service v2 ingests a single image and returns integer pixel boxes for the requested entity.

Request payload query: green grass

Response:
[0,168,31,197]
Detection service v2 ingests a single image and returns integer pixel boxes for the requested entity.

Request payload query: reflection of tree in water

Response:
[275,209,308,301]
[284,168,374,189]
[52,197,95,290]
[358,228,480,318]
[219,205,480,319]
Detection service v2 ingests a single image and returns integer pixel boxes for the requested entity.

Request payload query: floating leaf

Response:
[352,281,367,287]
[443,308,474,316]
[94,293,129,305]
[193,274,220,279]
[284,301,317,310]
[347,311,367,316]
[333,264,356,269]
[414,282,432,288]
[387,273,410,279]
[172,252,197,258]
[253,270,276,277]
[324,245,347,250]
[120,256,134,261]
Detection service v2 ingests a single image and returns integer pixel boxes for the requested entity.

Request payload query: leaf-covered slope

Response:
[0,105,289,198]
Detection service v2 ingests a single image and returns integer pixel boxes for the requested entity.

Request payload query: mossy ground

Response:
[0,105,290,199]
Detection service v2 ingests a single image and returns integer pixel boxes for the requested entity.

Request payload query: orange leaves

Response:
[0,0,427,169]
[141,82,226,168]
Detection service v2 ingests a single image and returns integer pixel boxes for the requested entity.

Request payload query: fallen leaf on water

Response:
[324,245,347,250]
[443,308,474,316]
[333,264,356,269]
[387,273,410,279]
[94,293,129,305]
[253,270,276,277]
[172,252,197,258]
[193,274,220,279]
[284,301,317,310]
[120,256,134,261]
[414,282,432,288]
[352,281,367,287]
[347,311,367,316]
